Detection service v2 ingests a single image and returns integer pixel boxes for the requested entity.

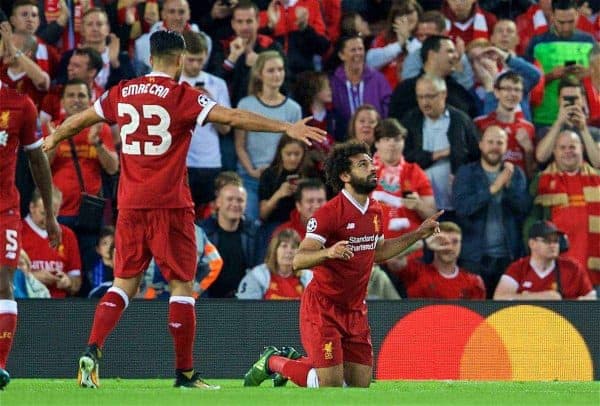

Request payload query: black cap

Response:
[528,221,565,239]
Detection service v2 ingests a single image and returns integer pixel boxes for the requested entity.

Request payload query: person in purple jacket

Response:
[330,33,392,141]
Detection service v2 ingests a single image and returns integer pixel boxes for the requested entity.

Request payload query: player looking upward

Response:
[43,29,325,390]
[244,141,442,388]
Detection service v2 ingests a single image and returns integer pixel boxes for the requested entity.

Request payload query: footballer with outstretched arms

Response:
[43,29,325,390]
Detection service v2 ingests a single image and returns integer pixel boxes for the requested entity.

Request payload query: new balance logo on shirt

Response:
[346,223,355,229]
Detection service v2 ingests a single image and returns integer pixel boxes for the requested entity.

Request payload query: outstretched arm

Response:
[206,105,326,145]
[42,107,105,151]
[374,210,443,263]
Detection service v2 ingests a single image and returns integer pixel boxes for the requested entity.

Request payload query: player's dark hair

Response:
[325,141,371,193]
[552,0,577,11]
[61,78,91,99]
[150,30,186,58]
[74,47,104,76]
[420,34,451,64]
[494,71,523,89]
[294,178,326,202]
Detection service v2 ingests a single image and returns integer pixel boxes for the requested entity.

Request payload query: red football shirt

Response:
[372,156,433,239]
[0,81,40,213]
[44,121,115,216]
[264,273,304,300]
[399,259,486,299]
[93,72,216,209]
[41,82,104,123]
[22,216,81,298]
[474,112,535,171]
[305,189,384,310]
[503,257,593,299]
[0,64,46,109]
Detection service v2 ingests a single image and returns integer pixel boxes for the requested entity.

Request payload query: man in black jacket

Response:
[389,35,479,119]
[199,178,261,298]
[400,74,480,219]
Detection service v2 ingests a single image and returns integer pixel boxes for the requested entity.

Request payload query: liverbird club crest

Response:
[0,111,10,129]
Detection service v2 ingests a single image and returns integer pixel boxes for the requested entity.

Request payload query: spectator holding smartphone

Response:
[535,77,600,168]
[258,135,306,259]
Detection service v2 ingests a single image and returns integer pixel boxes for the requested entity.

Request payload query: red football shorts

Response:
[299,288,373,368]
[114,208,197,281]
[0,210,21,268]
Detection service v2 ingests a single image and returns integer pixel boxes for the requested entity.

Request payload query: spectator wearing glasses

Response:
[400,74,480,219]
[474,71,537,177]
[494,221,596,300]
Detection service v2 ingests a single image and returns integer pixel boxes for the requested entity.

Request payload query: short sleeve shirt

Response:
[93,72,216,208]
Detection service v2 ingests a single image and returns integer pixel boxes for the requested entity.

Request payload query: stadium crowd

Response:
[2,0,599,301]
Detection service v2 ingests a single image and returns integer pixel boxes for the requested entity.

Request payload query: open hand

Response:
[286,117,327,146]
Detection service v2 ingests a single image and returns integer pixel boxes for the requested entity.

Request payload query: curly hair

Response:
[325,141,370,193]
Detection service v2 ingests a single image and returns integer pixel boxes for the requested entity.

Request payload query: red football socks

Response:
[87,288,128,348]
[0,300,17,369]
[268,355,312,387]
[168,297,196,371]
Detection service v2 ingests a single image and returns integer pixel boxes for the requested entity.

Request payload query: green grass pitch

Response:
[0,379,598,405]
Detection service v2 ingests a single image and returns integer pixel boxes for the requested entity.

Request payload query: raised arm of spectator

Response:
[37,0,70,45]
[0,23,49,91]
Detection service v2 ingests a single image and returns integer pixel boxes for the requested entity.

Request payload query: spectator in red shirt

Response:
[442,0,497,45]
[366,0,423,89]
[9,0,61,76]
[474,71,537,177]
[0,23,50,108]
[259,0,330,76]
[389,221,486,299]
[22,187,82,298]
[40,47,104,126]
[237,228,312,299]
[272,178,327,240]
[43,78,118,280]
[494,220,596,300]
[372,118,436,240]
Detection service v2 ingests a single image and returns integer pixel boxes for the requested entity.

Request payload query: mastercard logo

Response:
[376,304,593,381]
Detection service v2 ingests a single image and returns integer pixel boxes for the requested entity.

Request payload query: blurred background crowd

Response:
[1,0,598,301]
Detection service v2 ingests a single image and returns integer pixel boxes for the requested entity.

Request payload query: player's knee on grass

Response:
[317,366,345,387]
[344,362,372,387]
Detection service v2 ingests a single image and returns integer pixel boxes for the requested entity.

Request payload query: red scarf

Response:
[536,162,600,275]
